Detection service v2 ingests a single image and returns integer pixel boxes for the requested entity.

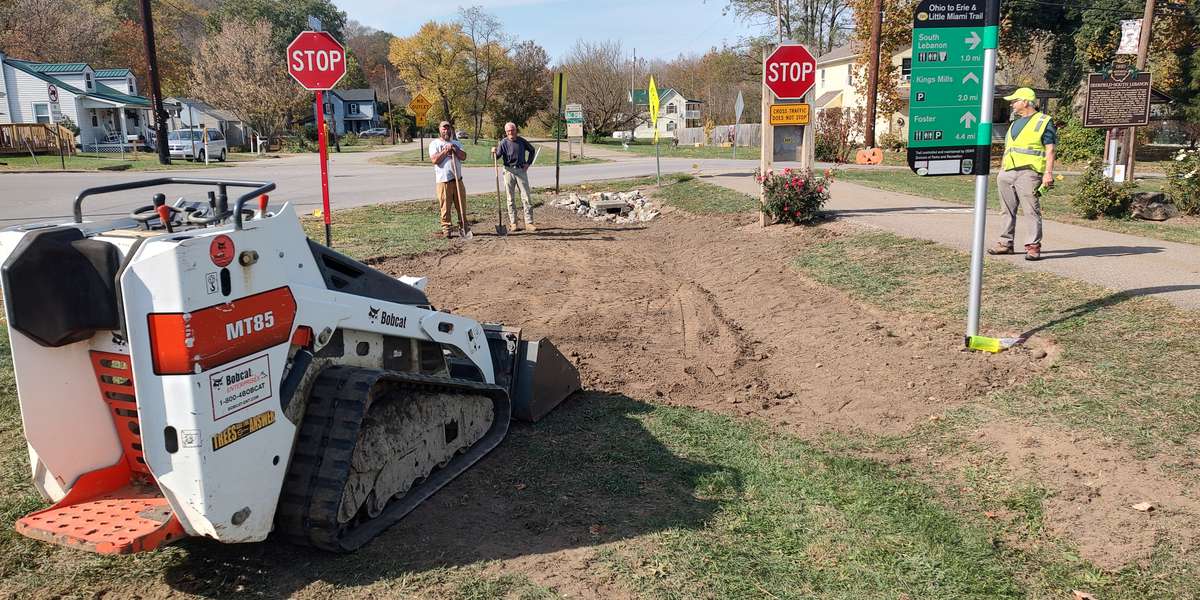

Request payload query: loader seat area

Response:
[308,240,429,306]
[1,227,120,347]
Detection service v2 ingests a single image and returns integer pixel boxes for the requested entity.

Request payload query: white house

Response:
[628,87,703,140]
[312,88,381,135]
[164,97,252,148]
[813,43,913,141]
[0,51,153,152]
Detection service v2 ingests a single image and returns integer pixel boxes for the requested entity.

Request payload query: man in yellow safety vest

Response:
[988,87,1056,261]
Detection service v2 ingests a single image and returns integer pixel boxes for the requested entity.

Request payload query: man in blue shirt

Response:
[491,122,538,232]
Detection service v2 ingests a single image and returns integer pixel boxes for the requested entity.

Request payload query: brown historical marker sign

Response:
[1084,72,1152,128]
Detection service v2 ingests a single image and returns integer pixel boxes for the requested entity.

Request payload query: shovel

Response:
[451,151,472,240]
[493,152,508,236]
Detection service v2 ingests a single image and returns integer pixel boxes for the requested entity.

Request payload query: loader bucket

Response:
[484,326,581,422]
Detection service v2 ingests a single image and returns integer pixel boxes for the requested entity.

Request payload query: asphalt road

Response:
[0,146,760,226]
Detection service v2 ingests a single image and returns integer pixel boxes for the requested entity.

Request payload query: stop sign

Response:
[287,31,346,91]
[764,44,817,100]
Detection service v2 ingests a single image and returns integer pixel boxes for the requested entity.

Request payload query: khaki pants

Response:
[437,179,463,232]
[997,168,1042,247]
[503,166,534,225]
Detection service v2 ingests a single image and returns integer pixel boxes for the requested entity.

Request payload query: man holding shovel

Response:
[430,121,470,238]
[491,122,538,232]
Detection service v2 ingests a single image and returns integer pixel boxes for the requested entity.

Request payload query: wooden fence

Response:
[676,124,762,147]
[0,123,76,156]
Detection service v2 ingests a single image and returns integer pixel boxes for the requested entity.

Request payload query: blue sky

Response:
[336,0,762,62]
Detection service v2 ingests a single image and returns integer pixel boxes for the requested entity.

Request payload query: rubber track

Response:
[275,365,510,552]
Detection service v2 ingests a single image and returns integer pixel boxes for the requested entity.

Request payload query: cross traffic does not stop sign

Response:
[763,44,818,100]
[287,31,347,91]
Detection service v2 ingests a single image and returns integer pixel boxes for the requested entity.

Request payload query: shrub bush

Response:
[1070,160,1134,219]
[757,167,833,224]
[341,132,360,146]
[1054,113,1104,163]
[878,131,906,152]
[815,107,862,163]
[1166,148,1200,215]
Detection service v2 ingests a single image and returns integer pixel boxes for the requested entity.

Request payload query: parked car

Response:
[361,127,388,137]
[166,128,227,162]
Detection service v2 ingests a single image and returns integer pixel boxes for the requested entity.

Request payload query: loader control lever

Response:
[131,193,185,231]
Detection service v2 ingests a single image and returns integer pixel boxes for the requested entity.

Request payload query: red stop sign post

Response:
[763,44,817,100]
[287,31,347,246]
[759,44,818,227]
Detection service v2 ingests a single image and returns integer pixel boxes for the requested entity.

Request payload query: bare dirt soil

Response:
[387,205,1028,439]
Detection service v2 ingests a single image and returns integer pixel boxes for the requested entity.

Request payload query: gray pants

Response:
[503,166,534,225]
[997,168,1042,247]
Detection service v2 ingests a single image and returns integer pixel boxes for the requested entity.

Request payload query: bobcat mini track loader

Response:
[0,178,580,553]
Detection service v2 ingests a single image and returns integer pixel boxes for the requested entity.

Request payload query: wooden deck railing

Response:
[0,123,76,156]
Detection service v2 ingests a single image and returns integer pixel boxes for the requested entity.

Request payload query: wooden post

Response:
[1125,0,1156,180]
[760,47,774,227]
[801,89,815,171]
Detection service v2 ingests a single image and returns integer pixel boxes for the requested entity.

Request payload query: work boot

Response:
[525,222,537,232]
[442,229,453,239]
[987,242,1014,255]
[1024,243,1042,261]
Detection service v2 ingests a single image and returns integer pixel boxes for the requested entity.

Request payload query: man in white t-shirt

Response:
[429,121,468,238]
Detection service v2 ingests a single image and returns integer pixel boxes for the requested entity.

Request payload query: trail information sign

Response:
[1083,72,1152,128]
[907,0,999,177]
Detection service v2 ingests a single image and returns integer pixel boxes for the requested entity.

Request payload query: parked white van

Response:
[167,128,227,162]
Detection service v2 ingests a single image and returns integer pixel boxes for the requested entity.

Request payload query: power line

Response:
[1006,0,1149,18]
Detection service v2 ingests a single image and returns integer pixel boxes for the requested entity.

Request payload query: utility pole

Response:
[137,0,170,165]
[863,0,883,148]
[384,68,396,145]
[776,0,784,42]
[1124,0,1156,180]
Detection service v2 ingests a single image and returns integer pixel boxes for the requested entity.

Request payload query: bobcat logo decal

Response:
[368,307,380,323]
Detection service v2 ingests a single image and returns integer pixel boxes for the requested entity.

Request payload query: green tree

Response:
[489,40,550,135]
[208,0,347,54]
[339,51,371,90]
[389,21,472,126]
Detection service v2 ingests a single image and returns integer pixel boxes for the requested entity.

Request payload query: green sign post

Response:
[908,0,1000,341]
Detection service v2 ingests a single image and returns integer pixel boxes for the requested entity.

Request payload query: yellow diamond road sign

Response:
[648,76,660,142]
[407,93,432,116]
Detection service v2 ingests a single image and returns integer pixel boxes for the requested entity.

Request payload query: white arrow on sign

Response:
[965,31,982,50]
[963,72,980,85]
[960,111,977,128]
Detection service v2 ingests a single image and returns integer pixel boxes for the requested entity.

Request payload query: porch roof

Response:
[5,59,150,108]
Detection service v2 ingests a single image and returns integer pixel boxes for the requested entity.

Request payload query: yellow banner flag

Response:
[648,76,659,142]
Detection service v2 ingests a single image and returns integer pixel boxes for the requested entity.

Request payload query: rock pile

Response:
[549,190,660,224]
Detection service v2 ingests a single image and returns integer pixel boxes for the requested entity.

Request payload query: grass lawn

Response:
[0,151,265,172]
[836,169,1200,246]
[590,139,758,160]
[370,138,608,167]
[3,178,1197,597]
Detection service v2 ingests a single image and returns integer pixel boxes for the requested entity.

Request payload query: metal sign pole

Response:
[967,41,998,337]
[316,90,332,246]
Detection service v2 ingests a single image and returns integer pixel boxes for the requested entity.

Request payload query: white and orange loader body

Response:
[0,178,579,554]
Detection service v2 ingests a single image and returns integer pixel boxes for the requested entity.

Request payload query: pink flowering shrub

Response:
[756,167,834,224]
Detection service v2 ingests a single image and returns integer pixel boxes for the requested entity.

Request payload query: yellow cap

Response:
[1003,87,1037,102]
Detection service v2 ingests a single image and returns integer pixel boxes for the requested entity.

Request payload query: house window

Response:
[349,103,360,115]
[33,103,50,124]
[324,102,334,114]
[666,103,677,114]
[85,73,93,90]
[820,69,826,86]
[128,77,136,94]
[901,58,912,81]
[90,110,98,127]
[847,69,852,85]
